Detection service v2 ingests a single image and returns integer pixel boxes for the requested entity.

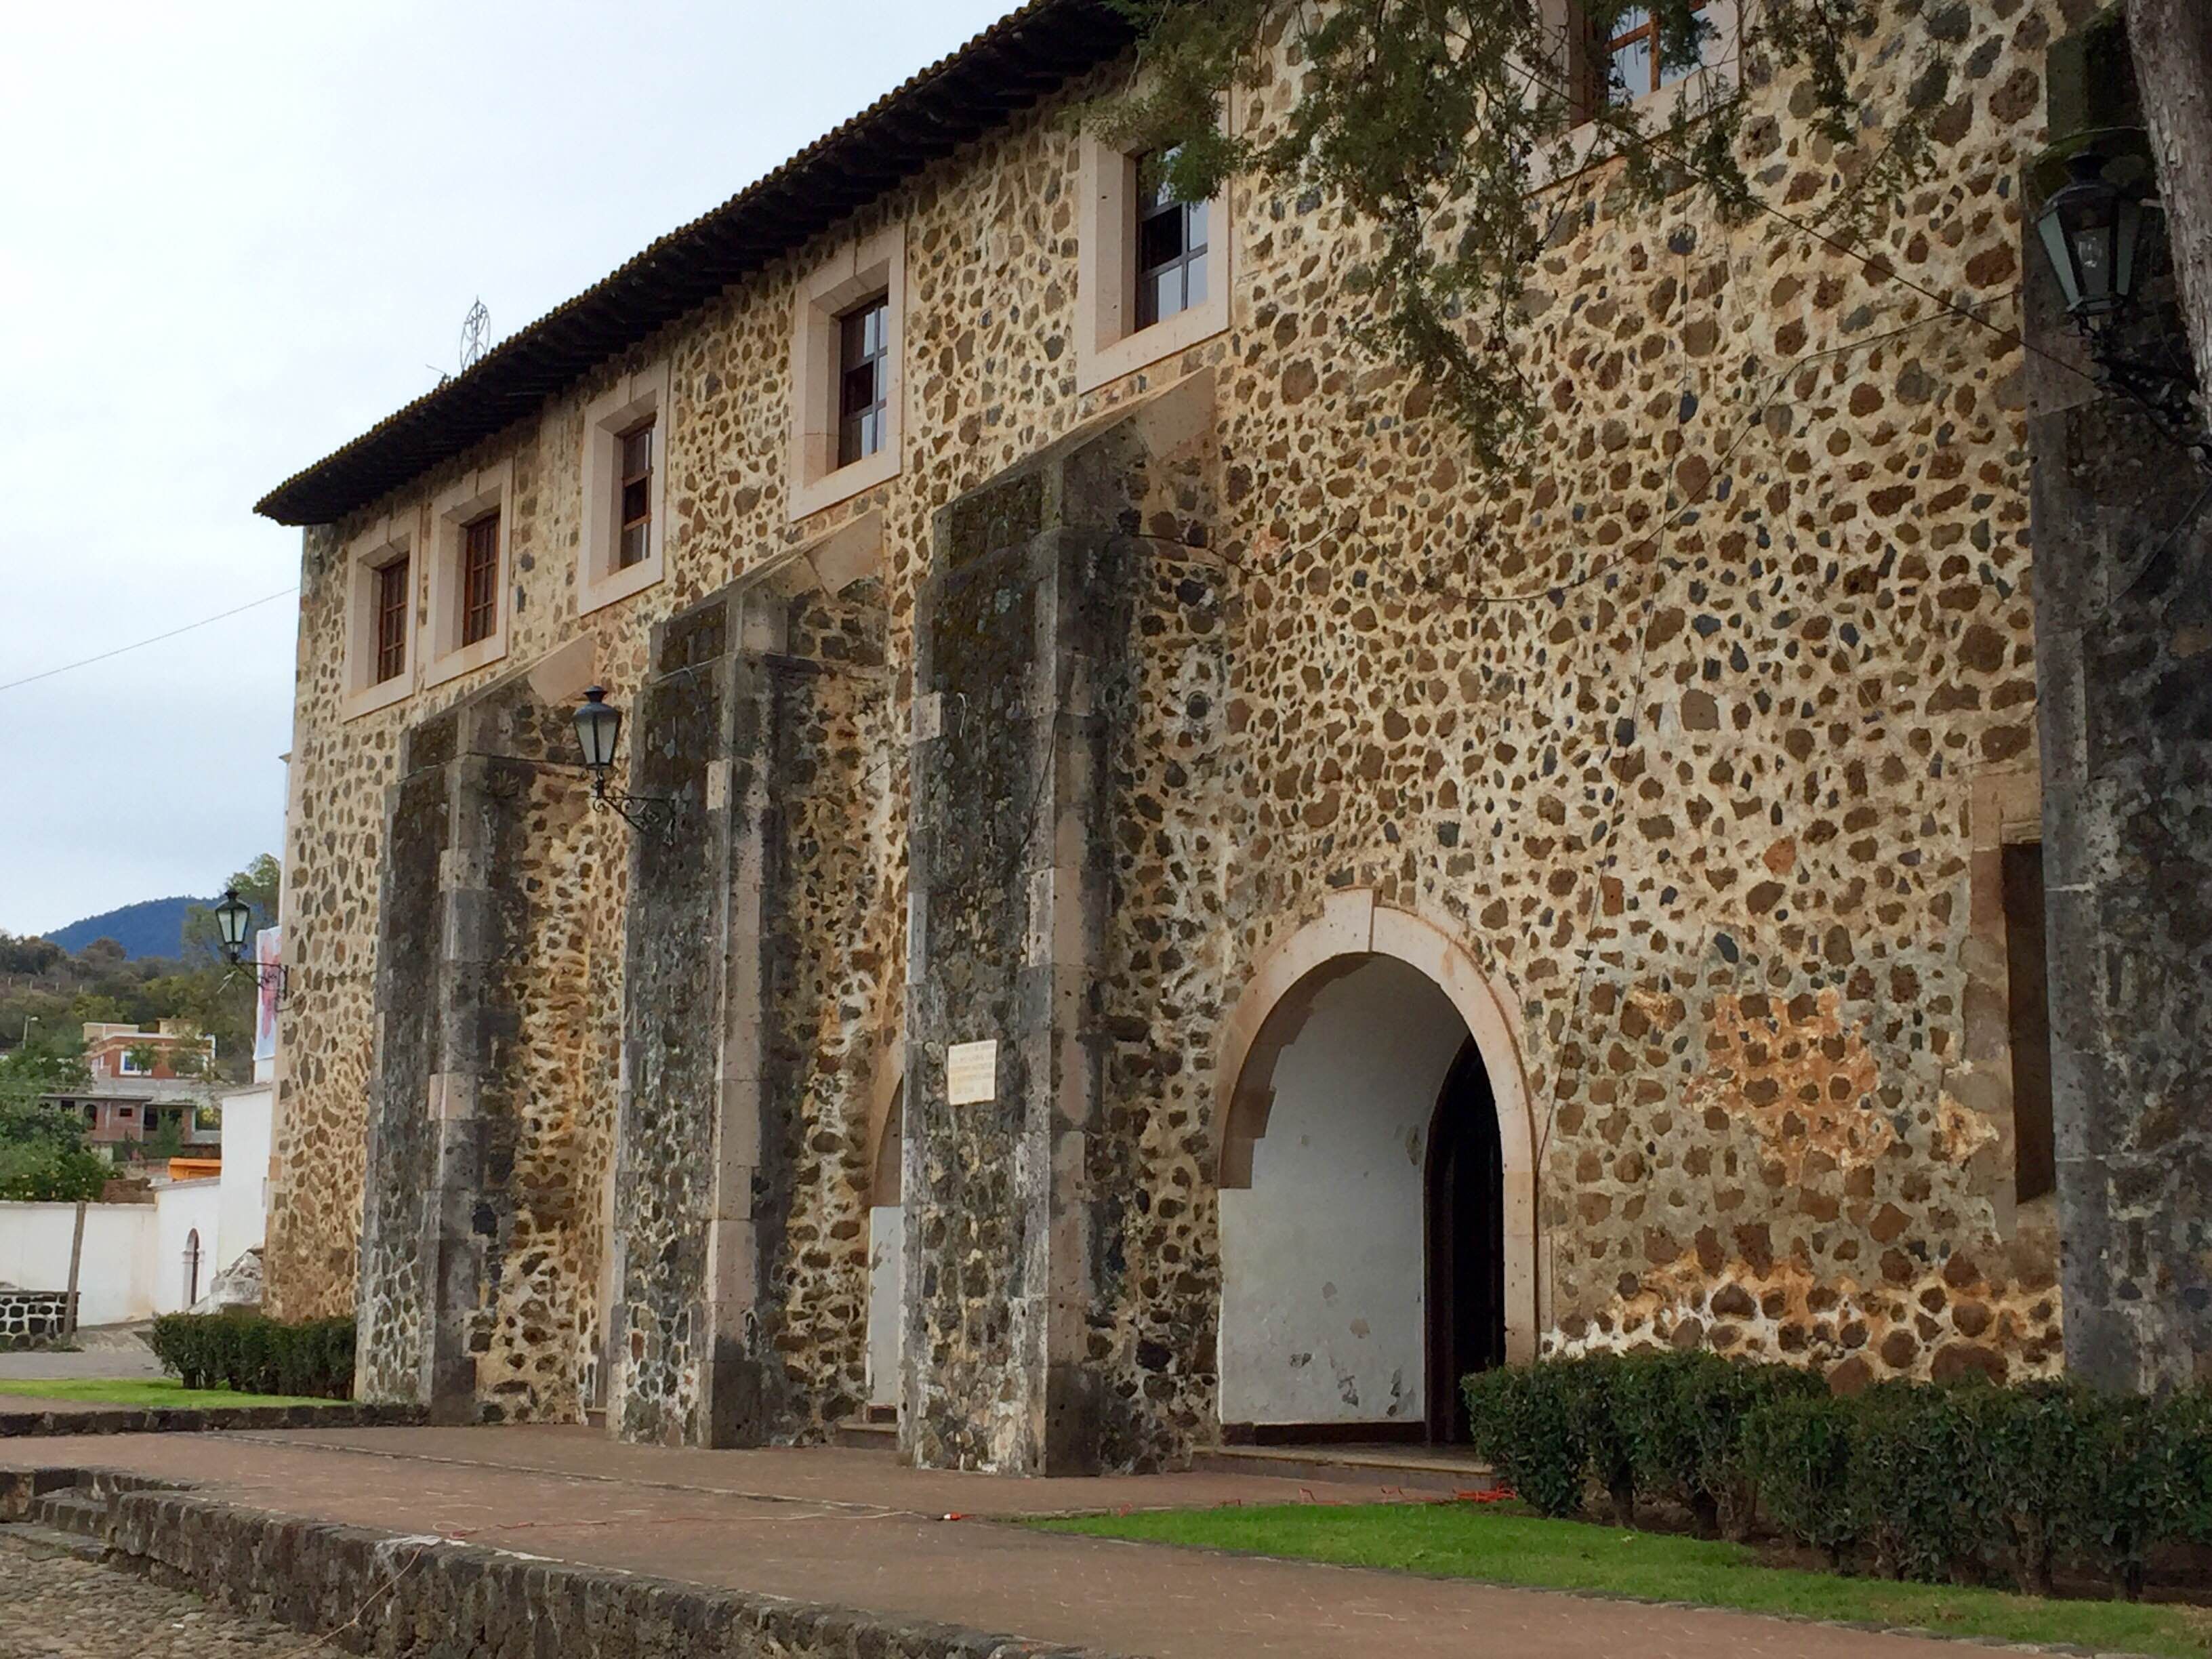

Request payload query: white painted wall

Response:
[0,1203,158,1327]
[152,1180,222,1314]
[1218,957,1470,1427]
[216,1084,273,1269]
[867,1204,904,1409]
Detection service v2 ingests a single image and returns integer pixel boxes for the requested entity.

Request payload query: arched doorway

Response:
[1213,893,1536,1444]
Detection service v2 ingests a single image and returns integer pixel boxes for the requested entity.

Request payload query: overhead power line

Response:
[0,588,298,694]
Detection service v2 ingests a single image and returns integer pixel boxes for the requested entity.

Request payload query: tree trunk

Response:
[2127,0,2212,399]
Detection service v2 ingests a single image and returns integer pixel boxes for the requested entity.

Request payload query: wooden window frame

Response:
[1133,150,1211,331]
[836,295,891,469]
[459,510,500,647]
[617,419,654,570]
[373,556,410,684]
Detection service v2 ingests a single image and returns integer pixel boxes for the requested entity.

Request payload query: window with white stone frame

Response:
[1075,108,1232,394]
[424,459,512,687]
[579,361,670,616]
[788,224,905,521]
[342,514,418,720]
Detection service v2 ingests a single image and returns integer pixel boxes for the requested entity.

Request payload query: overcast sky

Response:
[0,0,1011,939]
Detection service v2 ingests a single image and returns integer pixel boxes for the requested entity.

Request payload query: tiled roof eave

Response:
[254,0,1133,527]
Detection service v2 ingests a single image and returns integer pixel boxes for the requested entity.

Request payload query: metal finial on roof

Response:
[458,298,491,371]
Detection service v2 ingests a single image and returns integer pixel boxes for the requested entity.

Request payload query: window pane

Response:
[1184,198,1209,255]
[1138,208,1185,274]
[1185,249,1208,308]
[621,476,649,524]
[842,361,879,421]
[1150,268,1183,326]
[1139,145,1181,209]
[621,424,652,479]
[619,523,647,569]
[1611,35,1651,100]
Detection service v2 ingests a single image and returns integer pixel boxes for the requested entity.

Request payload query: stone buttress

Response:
[356,681,609,1422]
[903,386,1227,1474]
[609,566,893,1446]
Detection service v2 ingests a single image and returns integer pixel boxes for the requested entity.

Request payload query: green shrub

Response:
[1464,1363,1586,1518]
[1845,1381,1976,1582]
[1952,1380,2104,1594]
[1473,1353,2212,1604]
[1742,1391,1860,1567]
[1565,1354,1640,1524]
[1610,1351,1823,1538]
[146,1311,355,1401]
[2081,1389,2212,1600]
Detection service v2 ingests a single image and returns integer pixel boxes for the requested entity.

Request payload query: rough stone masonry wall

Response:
[0,1292,73,1347]
[271,0,2080,1438]
[1194,0,2073,1393]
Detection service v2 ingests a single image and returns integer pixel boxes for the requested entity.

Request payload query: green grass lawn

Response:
[0,1378,338,1410]
[1034,1502,2212,1658]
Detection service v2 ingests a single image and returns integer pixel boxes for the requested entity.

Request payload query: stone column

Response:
[612,581,886,1446]
[2024,103,2212,1389]
[611,595,756,1444]
[356,684,598,1424]
[356,712,456,1407]
[905,438,1161,1474]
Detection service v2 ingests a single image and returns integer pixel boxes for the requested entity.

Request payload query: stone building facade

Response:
[257,0,2102,1471]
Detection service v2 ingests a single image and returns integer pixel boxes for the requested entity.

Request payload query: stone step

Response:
[0,1520,108,1563]
[28,1488,111,1542]
[832,1416,896,1450]
[1191,1443,1504,1496]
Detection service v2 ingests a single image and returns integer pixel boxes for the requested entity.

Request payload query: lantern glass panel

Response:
[215,891,252,953]
[574,691,622,771]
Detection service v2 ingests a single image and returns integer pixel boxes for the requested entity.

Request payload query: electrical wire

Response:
[0,587,297,694]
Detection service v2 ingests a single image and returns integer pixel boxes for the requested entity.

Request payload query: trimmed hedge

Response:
[1465,1352,2212,1599]
[147,1311,355,1400]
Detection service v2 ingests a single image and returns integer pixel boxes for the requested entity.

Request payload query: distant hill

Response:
[43,896,209,960]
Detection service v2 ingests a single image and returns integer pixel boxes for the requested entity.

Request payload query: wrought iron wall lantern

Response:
[213,888,288,1009]
[571,686,677,835]
[2034,140,2207,461]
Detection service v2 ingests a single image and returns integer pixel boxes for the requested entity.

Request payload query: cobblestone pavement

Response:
[0,1533,308,1658]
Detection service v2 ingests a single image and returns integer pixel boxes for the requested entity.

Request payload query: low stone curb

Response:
[0,1401,427,1439]
[8,1473,1124,1659]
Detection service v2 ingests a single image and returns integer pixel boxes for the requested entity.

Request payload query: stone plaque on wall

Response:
[945,1041,997,1105]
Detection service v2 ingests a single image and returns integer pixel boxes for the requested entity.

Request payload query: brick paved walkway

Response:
[0,1425,1987,1658]
[0,1531,306,1658]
